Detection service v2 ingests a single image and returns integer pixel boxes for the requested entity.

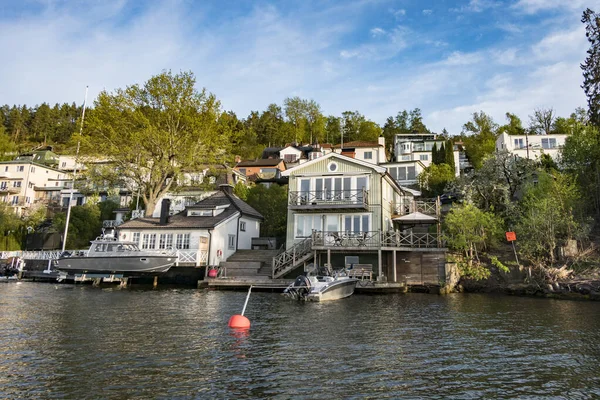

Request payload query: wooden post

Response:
[327,248,331,268]
[120,277,128,288]
[153,276,158,288]
[378,249,382,279]
[392,250,397,283]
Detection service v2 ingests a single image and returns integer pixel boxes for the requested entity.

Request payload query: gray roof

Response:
[118,190,263,230]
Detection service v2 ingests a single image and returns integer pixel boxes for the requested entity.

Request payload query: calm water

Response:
[1,283,600,399]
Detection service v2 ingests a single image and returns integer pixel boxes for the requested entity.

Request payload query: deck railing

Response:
[289,189,368,208]
[311,230,444,249]
[390,198,439,217]
[272,236,313,278]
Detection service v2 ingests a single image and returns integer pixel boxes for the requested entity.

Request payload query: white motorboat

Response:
[55,230,177,276]
[284,264,358,302]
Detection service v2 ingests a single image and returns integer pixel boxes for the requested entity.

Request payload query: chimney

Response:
[341,148,356,158]
[159,198,171,225]
[220,184,234,195]
[378,136,385,147]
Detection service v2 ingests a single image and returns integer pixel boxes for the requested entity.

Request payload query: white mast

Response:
[61,86,88,252]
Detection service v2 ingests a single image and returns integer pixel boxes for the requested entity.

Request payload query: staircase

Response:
[219,249,281,278]
[272,237,314,279]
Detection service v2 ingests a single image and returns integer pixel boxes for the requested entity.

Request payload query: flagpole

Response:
[61,86,88,252]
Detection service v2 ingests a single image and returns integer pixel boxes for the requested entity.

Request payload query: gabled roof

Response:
[118,189,263,230]
[281,152,387,176]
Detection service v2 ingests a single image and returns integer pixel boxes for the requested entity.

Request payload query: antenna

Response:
[61,86,88,252]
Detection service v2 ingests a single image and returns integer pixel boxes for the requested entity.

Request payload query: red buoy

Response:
[228,314,251,329]
[208,268,218,278]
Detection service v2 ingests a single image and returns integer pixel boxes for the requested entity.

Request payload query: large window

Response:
[133,232,141,245]
[541,138,557,149]
[514,138,524,149]
[343,214,370,233]
[142,233,156,249]
[159,234,173,249]
[176,233,190,249]
[295,214,323,238]
[297,175,369,202]
[364,151,373,160]
[228,234,236,250]
[419,154,428,161]
[388,166,416,182]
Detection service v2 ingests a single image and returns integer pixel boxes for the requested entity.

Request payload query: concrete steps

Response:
[219,249,281,278]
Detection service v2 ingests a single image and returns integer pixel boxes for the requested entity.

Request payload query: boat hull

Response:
[306,278,358,302]
[55,255,176,276]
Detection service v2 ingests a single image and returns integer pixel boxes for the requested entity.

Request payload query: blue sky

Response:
[0,0,597,134]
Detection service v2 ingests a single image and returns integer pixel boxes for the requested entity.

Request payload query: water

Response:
[1,283,600,399]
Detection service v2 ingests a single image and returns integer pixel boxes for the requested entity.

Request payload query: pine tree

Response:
[581,8,600,126]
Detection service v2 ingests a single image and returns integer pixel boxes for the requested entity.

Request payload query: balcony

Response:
[0,186,20,194]
[311,230,444,249]
[390,199,439,219]
[289,189,368,212]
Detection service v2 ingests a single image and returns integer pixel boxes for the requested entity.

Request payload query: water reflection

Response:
[1,284,599,399]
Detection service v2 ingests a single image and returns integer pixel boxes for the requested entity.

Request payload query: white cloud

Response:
[443,51,484,66]
[390,8,406,19]
[512,0,600,14]
[370,27,386,37]
[422,9,433,16]
[450,0,500,13]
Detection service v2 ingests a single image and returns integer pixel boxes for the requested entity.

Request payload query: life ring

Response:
[217,249,223,257]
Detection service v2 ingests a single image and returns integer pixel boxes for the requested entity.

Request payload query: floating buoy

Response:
[228,314,251,329]
[208,268,218,278]
[228,285,252,329]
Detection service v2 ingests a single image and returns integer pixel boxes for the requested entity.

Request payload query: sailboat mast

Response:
[61,86,88,252]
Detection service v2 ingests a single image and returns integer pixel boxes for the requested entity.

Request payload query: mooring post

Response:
[153,276,158,288]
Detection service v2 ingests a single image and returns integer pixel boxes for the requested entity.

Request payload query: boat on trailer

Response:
[54,230,177,276]
[284,264,358,302]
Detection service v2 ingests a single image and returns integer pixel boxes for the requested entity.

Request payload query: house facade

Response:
[495,132,568,160]
[394,133,461,176]
[233,159,286,182]
[275,152,446,285]
[117,185,263,267]
[332,137,387,165]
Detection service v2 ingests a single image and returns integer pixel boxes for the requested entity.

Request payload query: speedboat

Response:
[54,231,177,276]
[284,264,358,302]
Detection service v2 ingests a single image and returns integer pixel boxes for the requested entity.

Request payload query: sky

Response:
[0,0,599,134]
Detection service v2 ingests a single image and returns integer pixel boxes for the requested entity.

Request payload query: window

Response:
[342,214,370,233]
[29,182,34,188]
[13,181,21,188]
[401,155,411,161]
[514,138,524,149]
[420,154,428,161]
[240,221,246,231]
[328,162,338,172]
[541,138,557,149]
[31,167,35,173]
[228,234,236,250]
[141,233,156,249]
[159,234,173,249]
[11,196,18,205]
[295,214,323,238]
[239,168,246,176]
[176,233,190,249]
[17,166,24,172]
[133,232,141,245]
[364,151,373,160]
[4,166,7,172]
[284,154,297,162]
[26,197,31,204]
[62,162,66,168]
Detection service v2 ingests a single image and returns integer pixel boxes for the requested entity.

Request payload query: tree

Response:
[0,125,17,161]
[444,203,505,279]
[461,111,498,169]
[245,184,288,241]
[284,96,307,143]
[304,99,324,144]
[418,163,455,197]
[53,203,103,249]
[82,70,224,216]
[325,116,342,144]
[444,139,456,172]
[581,8,600,126]
[529,108,555,135]
[499,112,526,136]
[409,108,429,133]
[515,172,590,264]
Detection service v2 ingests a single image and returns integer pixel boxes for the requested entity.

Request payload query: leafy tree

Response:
[499,112,526,136]
[81,70,224,216]
[245,184,288,241]
[418,163,455,196]
[325,116,342,144]
[284,96,306,143]
[444,139,456,172]
[0,125,17,161]
[382,116,400,151]
[515,172,590,264]
[461,111,498,169]
[409,108,429,133]
[395,110,410,132]
[53,203,103,249]
[0,202,23,250]
[444,203,505,279]
[581,8,600,126]
[304,99,324,144]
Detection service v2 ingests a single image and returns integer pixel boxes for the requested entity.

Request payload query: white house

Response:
[394,133,461,176]
[117,185,263,267]
[495,132,568,161]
